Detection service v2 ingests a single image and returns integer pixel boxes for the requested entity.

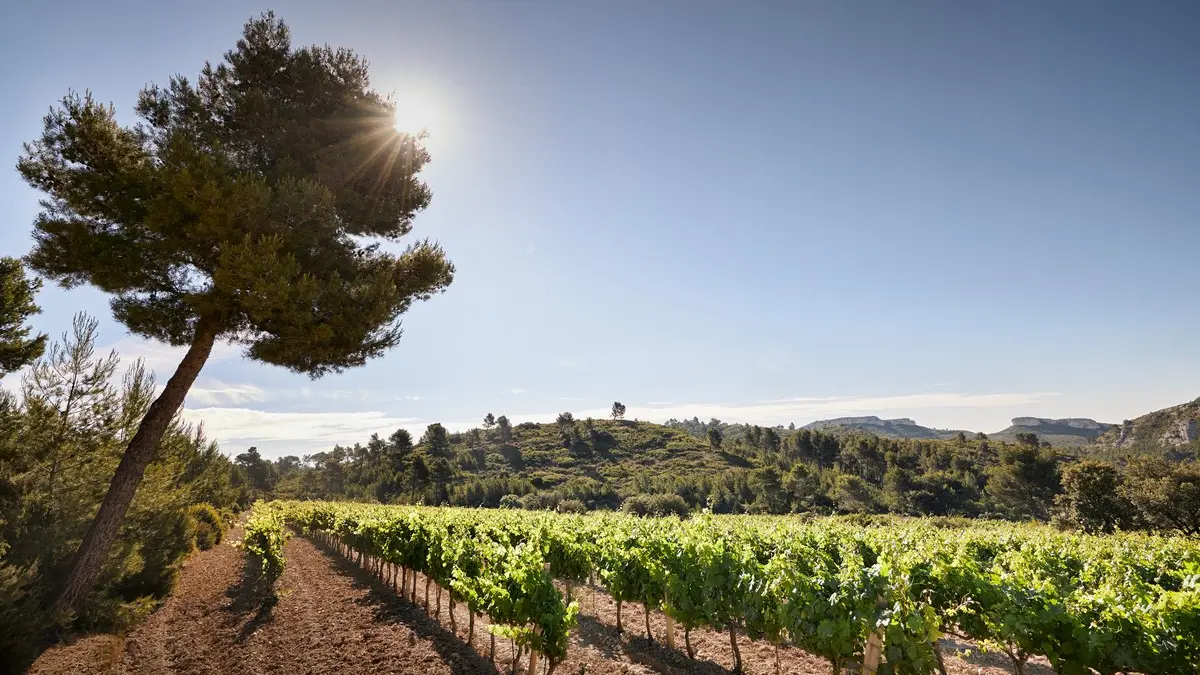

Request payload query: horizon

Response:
[3,1,1199,458]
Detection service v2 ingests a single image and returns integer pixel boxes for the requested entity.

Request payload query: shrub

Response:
[521,492,559,511]
[498,494,523,509]
[114,506,195,600]
[555,499,588,514]
[188,503,226,550]
[620,493,690,518]
[0,563,50,671]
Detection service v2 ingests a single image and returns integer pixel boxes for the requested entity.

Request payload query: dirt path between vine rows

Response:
[27,532,1054,675]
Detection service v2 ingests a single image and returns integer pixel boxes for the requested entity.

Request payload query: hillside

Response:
[989,417,1114,447]
[800,416,962,440]
[455,418,744,489]
[1092,398,1200,452]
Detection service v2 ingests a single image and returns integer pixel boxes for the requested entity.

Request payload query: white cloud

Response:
[403,395,425,401]
[103,337,241,377]
[510,388,528,394]
[187,380,270,406]
[181,406,419,457]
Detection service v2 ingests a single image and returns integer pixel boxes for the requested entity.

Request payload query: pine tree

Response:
[610,401,626,420]
[0,257,47,376]
[17,13,454,613]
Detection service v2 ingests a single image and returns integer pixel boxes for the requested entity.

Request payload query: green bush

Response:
[620,493,690,518]
[498,494,523,509]
[555,498,587,514]
[0,563,50,672]
[113,506,195,600]
[188,503,226,550]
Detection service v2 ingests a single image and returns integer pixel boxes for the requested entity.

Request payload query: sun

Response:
[392,95,437,135]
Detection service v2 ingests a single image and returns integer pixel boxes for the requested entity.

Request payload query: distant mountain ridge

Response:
[799,399,1199,451]
[990,417,1114,446]
[798,415,1115,447]
[801,416,963,440]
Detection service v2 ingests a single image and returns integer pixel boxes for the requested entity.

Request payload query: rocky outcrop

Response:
[1094,399,1200,450]
[1010,417,1107,430]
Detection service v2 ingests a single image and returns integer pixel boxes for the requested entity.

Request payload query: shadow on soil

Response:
[940,638,1056,675]
[221,555,277,642]
[573,613,737,675]
[308,536,500,675]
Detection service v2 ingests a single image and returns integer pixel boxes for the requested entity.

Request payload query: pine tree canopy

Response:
[17,12,454,377]
[0,257,47,375]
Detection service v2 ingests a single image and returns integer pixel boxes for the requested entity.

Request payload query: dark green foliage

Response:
[0,258,47,376]
[187,503,226,550]
[610,402,626,420]
[0,321,240,667]
[421,423,452,459]
[985,445,1061,520]
[555,499,588,514]
[1120,457,1200,536]
[620,493,690,517]
[17,13,453,374]
[17,11,454,616]
[1055,460,1136,533]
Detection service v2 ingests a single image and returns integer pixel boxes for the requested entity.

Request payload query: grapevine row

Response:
[252,501,1200,675]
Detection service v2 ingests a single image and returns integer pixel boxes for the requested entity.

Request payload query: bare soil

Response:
[27,532,1054,675]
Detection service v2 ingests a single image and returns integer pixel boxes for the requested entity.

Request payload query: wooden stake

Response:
[862,629,884,675]
[665,612,675,648]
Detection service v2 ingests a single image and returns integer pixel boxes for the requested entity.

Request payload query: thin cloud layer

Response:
[181,407,419,457]
[103,337,242,377]
[188,380,270,406]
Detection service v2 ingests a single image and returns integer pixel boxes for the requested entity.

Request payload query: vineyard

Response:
[244,501,1200,675]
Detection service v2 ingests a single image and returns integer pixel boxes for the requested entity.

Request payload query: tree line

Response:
[229,406,1200,538]
[0,290,246,667]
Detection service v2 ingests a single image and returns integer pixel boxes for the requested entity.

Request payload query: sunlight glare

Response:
[392,95,437,135]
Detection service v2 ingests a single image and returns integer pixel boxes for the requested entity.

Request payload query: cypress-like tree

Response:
[17,13,454,613]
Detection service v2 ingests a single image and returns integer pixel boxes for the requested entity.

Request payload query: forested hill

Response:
[228,406,1200,534]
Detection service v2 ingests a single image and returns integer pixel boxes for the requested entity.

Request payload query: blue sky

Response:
[2,1,1198,456]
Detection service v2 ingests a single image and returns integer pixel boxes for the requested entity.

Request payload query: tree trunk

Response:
[48,319,219,615]
[616,600,623,633]
[729,624,742,673]
[644,603,653,641]
[469,611,475,642]
[490,633,496,663]
[685,627,694,658]
[933,642,948,675]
